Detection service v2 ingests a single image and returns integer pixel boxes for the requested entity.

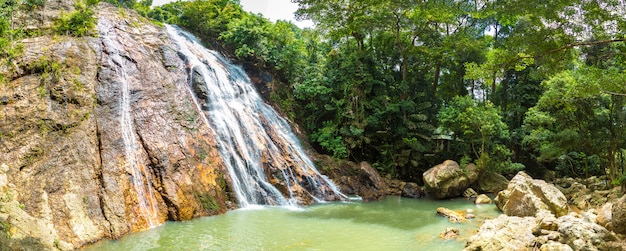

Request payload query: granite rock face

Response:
[0,5,234,250]
[494,172,568,217]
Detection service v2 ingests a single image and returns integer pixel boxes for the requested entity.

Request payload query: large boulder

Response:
[464,214,536,251]
[612,194,626,234]
[477,170,509,193]
[423,160,478,199]
[319,157,387,201]
[495,172,568,217]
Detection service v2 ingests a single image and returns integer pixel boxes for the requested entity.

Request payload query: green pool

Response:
[85,196,500,251]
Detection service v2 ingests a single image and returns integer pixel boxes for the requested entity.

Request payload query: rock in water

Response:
[494,172,568,217]
[436,207,467,223]
[401,182,425,199]
[438,227,460,240]
[423,160,478,199]
[317,157,387,201]
[475,194,492,204]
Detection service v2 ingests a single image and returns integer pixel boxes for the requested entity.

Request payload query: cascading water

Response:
[165,25,346,208]
[100,20,159,227]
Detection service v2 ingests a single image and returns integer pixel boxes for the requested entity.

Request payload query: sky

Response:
[151,0,314,28]
[240,0,314,28]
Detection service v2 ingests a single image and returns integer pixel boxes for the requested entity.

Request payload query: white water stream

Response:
[100,20,160,228]
[165,25,346,208]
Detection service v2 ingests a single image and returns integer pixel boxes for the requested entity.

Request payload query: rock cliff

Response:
[0,4,234,250]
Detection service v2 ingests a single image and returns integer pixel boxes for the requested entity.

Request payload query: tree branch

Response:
[603,91,626,97]
[502,38,626,70]
[538,39,626,57]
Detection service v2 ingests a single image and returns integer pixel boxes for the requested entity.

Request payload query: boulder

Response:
[475,194,492,204]
[320,158,387,201]
[464,214,536,251]
[436,207,466,223]
[401,182,425,199]
[557,214,617,250]
[595,202,613,231]
[463,188,478,198]
[438,227,460,240]
[356,162,388,200]
[423,160,478,199]
[385,179,405,196]
[612,195,626,234]
[535,210,558,231]
[477,170,509,193]
[494,172,568,217]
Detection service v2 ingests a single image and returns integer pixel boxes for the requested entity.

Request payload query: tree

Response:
[523,65,626,180]
[438,95,516,173]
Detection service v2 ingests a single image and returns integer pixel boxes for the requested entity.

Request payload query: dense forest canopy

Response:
[2,0,624,185]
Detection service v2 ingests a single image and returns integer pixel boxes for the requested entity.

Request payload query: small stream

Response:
[86,197,500,250]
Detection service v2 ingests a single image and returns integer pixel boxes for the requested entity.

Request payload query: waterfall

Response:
[165,25,346,208]
[100,20,160,228]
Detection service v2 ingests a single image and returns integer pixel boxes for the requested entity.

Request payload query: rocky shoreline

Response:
[416,160,626,250]
[464,172,626,251]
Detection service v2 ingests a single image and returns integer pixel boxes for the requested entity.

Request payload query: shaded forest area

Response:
[4,0,624,185]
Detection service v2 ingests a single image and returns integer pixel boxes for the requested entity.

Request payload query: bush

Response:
[55,2,97,37]
[311,121,349,158]
[22,0,46,10]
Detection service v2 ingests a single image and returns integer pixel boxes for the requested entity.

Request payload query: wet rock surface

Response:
[437,207,467,223]
[475,194,492,204]
[317,156,387,201]
[439,227,460,240]
[0,4,234,250]
[317,156,426,201]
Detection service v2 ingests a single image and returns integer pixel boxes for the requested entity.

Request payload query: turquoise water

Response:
[86,196,500,251]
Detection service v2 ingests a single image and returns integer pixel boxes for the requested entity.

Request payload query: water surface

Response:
[86,197,499,251]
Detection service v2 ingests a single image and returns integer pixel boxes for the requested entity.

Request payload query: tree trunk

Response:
[502,78,508,112]
[433,62,441,98]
